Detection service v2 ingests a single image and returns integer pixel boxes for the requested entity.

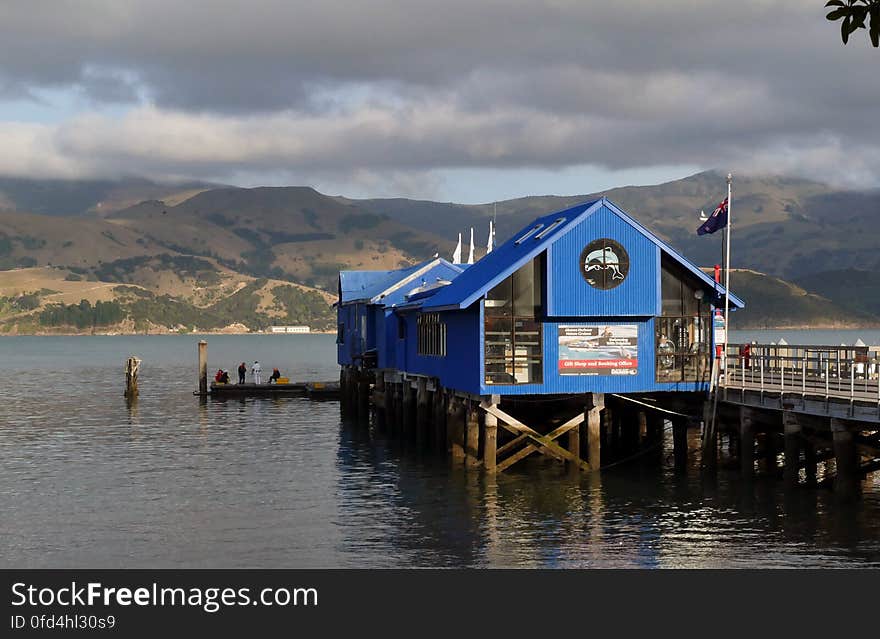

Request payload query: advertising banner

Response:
[558,324,638,376]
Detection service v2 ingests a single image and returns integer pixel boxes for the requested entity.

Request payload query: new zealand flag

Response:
[696,197,728,236]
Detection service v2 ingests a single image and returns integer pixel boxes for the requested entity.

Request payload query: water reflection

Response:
[334,411,880,568]
[0,335,878,568]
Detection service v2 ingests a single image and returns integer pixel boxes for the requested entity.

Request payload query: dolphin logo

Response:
[584,246,625,280]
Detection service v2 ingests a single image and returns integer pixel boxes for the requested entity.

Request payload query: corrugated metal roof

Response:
[339,258,464,305]
[422,197,744,310]
[376,259,464,307]
[422,200,601,310]
[338,269,399,303]
[602,199,745,308]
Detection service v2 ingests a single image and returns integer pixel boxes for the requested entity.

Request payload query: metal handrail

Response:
[719,343,879,406]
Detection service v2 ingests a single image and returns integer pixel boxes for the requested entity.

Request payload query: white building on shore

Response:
[269,326,310,334]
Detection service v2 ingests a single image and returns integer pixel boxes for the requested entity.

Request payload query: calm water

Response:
[1,332,879,568]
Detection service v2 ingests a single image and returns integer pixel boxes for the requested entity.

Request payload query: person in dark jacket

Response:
[237,362,247,384]
[269,368,281,384]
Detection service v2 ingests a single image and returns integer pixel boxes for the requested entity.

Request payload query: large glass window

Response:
[656,260,711,383]
[485,255,544,384]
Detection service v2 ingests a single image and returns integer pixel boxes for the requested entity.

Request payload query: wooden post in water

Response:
[198,340,208,396]
[702,400,717,470]
[416,378,429,448]
[124,356,141,399]
[783,410,801,486]
[449,396,465,460]
[568,411,581,472]
[465,402,480,466]
[672,417,688,470]
[433,388,446,449]
[586,393,604,470]
[601,405,613,453]
[638,410,648,445]
[803,437,818,483]
[740,406,755,479]
[483,405,497,472]
[831,419,858,497]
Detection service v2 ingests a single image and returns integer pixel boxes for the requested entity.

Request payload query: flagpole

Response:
[723,173,732,374]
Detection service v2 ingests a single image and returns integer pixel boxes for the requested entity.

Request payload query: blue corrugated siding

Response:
[548,204,659,318]
[479,318,708,396]
[400,308,482,395]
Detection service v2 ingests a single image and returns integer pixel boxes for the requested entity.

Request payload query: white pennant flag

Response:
[452,233,462,264]
[487,220,494,254]
[467,227,475,264]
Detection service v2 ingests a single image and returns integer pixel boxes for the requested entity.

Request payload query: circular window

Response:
[579,239,630,290]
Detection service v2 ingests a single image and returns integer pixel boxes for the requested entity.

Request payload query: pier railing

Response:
[719,343,880,406]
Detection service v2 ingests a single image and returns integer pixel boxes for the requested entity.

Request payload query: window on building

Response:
[417,312,446,356]
[484,254,544,384]
[656,259,711,383]
[397,315,406,340]
[337,322,345,344]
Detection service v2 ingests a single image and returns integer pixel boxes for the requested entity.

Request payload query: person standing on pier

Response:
[252,360,262,384]
[238,362,247,384]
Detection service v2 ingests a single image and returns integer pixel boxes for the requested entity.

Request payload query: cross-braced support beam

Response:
[483,403,590,473]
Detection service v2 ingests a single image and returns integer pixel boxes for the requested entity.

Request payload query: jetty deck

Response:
[210,381,340,398]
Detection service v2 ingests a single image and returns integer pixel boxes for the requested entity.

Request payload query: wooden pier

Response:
[194,340,339,399]
[702,343,880,497]
[340,366,698,475]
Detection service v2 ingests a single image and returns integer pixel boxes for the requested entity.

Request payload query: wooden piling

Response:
[395,382,405,431]
[638,410,648,444]
[465,402,480,465]
[357,373,370,420]
[433,389,447,450]
[416,378,429,448]
[783,411,801,486]
[831,419,858,497]
[601,406,613,453]
[449,396,465,460]
[804,437,818,483]
[484,408,498,472]
[568,414,581,472]
[198,340,208,396]
[762,431,777,475]
[701,400,717,470]
[740,406,755,479]
[672,417,688,470]
[586,394,603,470]
[124,356,141,398]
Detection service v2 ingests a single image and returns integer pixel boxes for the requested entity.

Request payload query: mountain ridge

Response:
[0,170,878,332]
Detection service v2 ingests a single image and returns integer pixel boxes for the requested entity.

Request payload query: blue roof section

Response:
[602,199,745,308]
[339,264,420,304]
[339,258,464,306]
[422,197,744,311]
[380,263,463,307]
[422,199,602,310]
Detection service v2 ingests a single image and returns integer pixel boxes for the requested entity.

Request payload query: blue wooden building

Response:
[338,197,742,398]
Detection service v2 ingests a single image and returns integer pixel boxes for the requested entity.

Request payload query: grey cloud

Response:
[0,1,878,187]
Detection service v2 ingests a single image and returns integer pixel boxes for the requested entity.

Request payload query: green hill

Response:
[1,171,879,332]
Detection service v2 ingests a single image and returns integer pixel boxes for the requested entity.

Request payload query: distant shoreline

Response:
[0,330,337,337]
[2,326,879,337]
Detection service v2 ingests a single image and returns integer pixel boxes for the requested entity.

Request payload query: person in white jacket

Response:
[252,360,262,384]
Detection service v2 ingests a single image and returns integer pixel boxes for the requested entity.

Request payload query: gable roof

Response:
[421,197,744,311]
[338,258,464,305]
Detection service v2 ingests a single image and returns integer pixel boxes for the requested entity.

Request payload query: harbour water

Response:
[1,332,879,568]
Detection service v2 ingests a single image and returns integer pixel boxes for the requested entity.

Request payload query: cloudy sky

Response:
[0,1,877,202]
